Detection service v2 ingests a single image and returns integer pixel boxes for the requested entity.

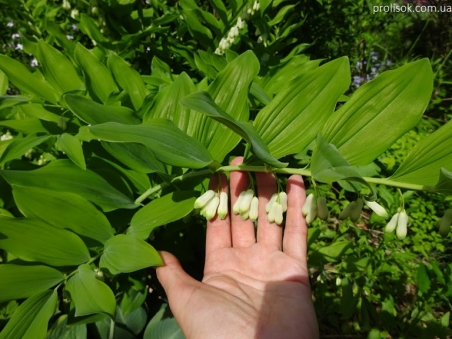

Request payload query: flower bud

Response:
[274,202,283,225]
[350,198,363,222]
[396,210,408,240]
[305,198,318,224]
[339,201,355,220]
[62,0,71,10]
[385,213,399,233]
[194,190,216,209]
[279,192,288,212]
[217,192,228,219]
[437,209,452,237]
[202,196,220,220]
[266,193,277,213]
[233,191,246,214]
[237,17,245,29]
[249,196,259,221]
[317,196,328,220]
[58,116,67,131]
[365,200,388,218]
[267,202,277,223]
[239,189,255,214]
[302,193,315,216]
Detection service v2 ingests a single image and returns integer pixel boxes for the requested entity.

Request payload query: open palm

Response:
[156,158,319,339]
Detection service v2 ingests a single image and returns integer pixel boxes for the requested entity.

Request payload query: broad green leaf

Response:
[0,289,57,339]
[64,94,141,125]
[0,208,13,217]
[317,241,352,262]
[16,103,60,122]
[47,21,77,54]
[268,5,297,26]
[1,160,136,211]
[0,95,30,110]
[102,142,166,174]
[36,40,84,97]
[13,186,115,243]
[100,234,163,274]
[431,168,452,195]
[416,263,431,294]
[128,191,198,239]
[391,120,452,186]
[0,69,8,94]
[78,13,109,43]
[254,57,350,159]
[0,217,90,266]
[311,134,376,199]
[86,120,213,169]
[107,53,147,111]
[188,51,259,162]
[145,72,197,132]
[322,59,433,165]
[143,304,185,339]
[0,264,64,303]
[57,133,86,170]
[0,119,59,134]
[181,91,286,168]
[116,305,147,335]
[0,134,51,165]
[0,54,59,104]
[74,43,118,103]
[47,315,87,339]
[66,264,116,317]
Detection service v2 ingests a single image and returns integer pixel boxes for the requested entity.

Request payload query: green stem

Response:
[108,318,115,339]
[134,166,428,204]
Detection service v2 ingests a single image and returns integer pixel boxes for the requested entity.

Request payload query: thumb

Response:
[156,251,196,297]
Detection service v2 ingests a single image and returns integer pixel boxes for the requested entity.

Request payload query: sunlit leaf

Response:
[57,133,86,170]
[392,119,452,186]
[322,59,433,165]
[254,57,350,159]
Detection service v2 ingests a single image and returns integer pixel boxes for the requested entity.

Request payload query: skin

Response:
[156,157,319,339]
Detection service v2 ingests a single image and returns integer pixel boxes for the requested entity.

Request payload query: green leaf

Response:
[188,51,259,162]
[47,315,87,339]
[1,160,136,212]
[322,59,433,165]
[57,133,86,170]
[0,119,59,134]
[417,263,431,294]
[144,72,197,131]
[432,168,452,195]
[74,43,118,103]
[0,134,52,165]
[0,69,8,95]
[78,13,109,43]
[128,191,197,239]
[102,142,166,174]
[0,289,57,339]
[36,40,84,97]
[310,134,376,199]
[0,217,90,266]
[66,264,116,317]
[16,103,60,122]
[64,94,141,125]
[268,5,297,26]
[391,120,452,186]
[317,241,352,262]
[86,120,213,169]
[181,91,286,168]
[143,304,185,339]
[107,53,147,111]
[13,186,115,243]
[100,234,163,274]
[0,264,64,303]
[0,54,59,104]
[254,57,350,159]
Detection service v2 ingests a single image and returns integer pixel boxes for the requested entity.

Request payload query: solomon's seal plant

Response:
[0,2,450,337]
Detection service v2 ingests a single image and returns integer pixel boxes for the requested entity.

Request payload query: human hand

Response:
[156,157,319,339]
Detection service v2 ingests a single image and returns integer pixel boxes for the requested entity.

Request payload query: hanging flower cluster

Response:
[233,189,257,220]
[194,190,228,221]
[302,193,329,223]
[266,192,287,225]
[385,209,409,240]
[437,209,452,237]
